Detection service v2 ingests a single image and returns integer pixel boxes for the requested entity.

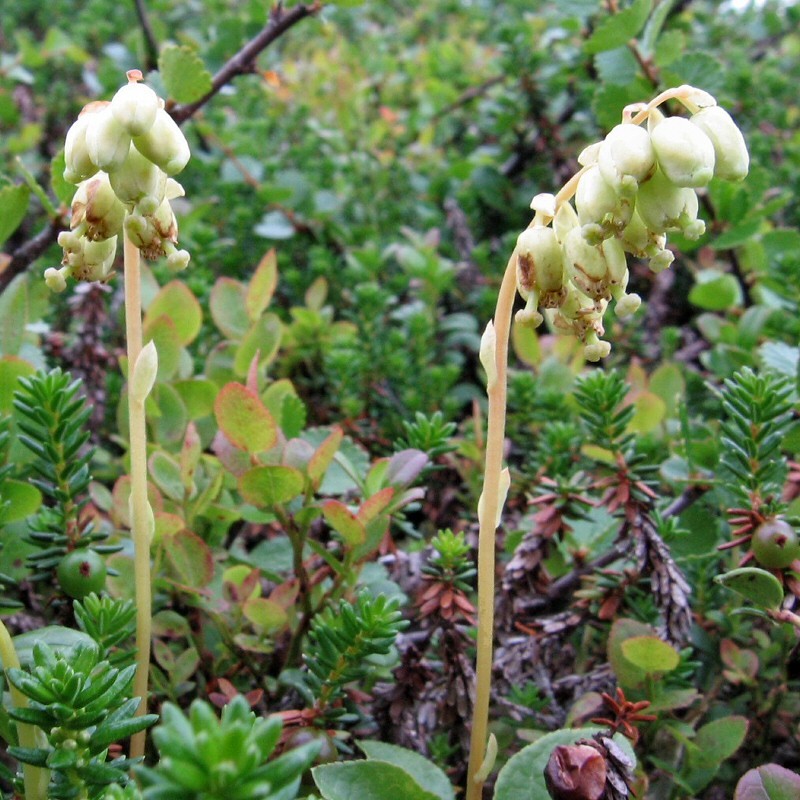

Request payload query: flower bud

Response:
[110,80,159,136]
[553,200,580,244]
[109,145,165,206]
[44,267,68,293]
[63,103,105,184]
[636,168,705,239]
[70,172,126,240]
[575,165,633,243]
[690,106,749,182]
[564,228,627,301]
[61,235,118,283]
[133,109,190,175]
[619,212,675,273]
[649,114,715,187]
[516,226,567,307]
[598,123,655,196]
[86,106,132,172]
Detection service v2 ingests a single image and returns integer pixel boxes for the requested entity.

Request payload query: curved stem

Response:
[124,232,152,760]
[0,620,49,799]
[465,249,518,800]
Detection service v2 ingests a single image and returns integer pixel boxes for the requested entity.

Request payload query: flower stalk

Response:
[0,619,49,800]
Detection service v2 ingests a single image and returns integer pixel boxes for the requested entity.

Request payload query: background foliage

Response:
[1,0,800,798]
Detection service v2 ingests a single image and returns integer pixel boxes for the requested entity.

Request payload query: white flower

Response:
[691,106,749,182]
[110,79,159,136]
[133,108,190,175]
[649,114,715,188]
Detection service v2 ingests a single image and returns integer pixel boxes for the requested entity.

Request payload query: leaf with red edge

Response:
[246,249,278,322]
[164,529,213,590]
[307,427,343,487]
[734,764,800,800]
[323,500,365,546]
[358,487,395,524]
[384,449,429,487]
[239,465,305,506]
[214,383,277,453]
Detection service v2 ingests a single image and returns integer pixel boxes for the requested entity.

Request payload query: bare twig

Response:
[133,0,159,72]
[170,2,322,125]
[3,2,320,289]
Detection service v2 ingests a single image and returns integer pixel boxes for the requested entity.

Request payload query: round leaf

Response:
[620,636,680,675]
[158,44,213,103]
[735,764,800,800]
[144,281,202,346]
[239,465,304,506]
[715,567,785,610]
[210,277,249,339]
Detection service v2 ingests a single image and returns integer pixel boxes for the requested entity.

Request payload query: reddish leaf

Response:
[358,487,395,524]
[308,427,343,487]
[322,499,365,546]
[214,382,277,453]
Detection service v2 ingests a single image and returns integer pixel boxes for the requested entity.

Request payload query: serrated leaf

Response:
[591,78,653,130]
[585,0,652,54]
[662,52,726,98]
[239,465,305,506]
[158,44,213,103]
[214,383,277,453]
[715,567,784,610]
[595,47,639,85]
[313,761,440,800]
[0,184,29,248]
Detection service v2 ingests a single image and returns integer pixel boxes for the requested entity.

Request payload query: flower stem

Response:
[0,619,49,799]
[466,249,518,800]
[123,231,152,760]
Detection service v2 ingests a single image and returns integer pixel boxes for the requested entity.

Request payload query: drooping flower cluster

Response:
[45,70,191,292]
[514,85,749,361]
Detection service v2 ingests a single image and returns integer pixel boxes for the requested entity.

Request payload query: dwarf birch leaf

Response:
[214,383,277,453]
[159,44,213,103]
[585,0,652,54]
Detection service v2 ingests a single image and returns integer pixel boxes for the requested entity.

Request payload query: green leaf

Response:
[688,271,742,311]
[734,764,800,800]
[595,47,639,85]
[164,529,213,590]
[313,761,440,800]
[710,218,762,250]
[494,728,636,800]
[322,500,365,546]
[6,627,95,668]
[173,378,218,419]
[51,149,74,205]
[0,356,35,414]
[144,281,202,346]
[591,78,652,130]
[210,277,249,340]
[149,451,184,502]
[715,567,784,610]
[359,742,454,800]
[608,618,655,689]
[246,249,278,322]
[0,184,29,247]
[214,383,278,453]
[0,276,30,356]
[662,52,726,98]
[0,479,42,523]
[689,716,748,769]
[143,315,180,381]
[242,596,288,632]
[234,313,282,376]
[158,44,213,103]
[621,636,680,674]
[239,465,305,506]
[308,427,344,488]
[585,0,652,54]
